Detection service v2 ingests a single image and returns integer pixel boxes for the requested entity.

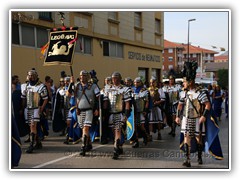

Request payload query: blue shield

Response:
[127,106,134,140]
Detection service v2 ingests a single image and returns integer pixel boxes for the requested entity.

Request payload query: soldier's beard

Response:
[29,78,38,86]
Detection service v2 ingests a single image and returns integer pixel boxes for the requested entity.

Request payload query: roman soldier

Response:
[175,61,211,167]
[148,77,165,140]
[131,77,149,148]
[162,75,182,137]
[52,76,72,144]
[103,72,131,160]
[99,76,112,144]
[21,69,48,153]
[74,70,100,156]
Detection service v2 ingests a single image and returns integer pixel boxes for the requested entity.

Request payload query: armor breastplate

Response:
[169,91,178,103]
[134,93,145,113]
[149,88,160,101]
[77,85,95,110]
[183,98,201,119]
[26,87,40,109]
[109,91,124,113]
[64,96,71,109]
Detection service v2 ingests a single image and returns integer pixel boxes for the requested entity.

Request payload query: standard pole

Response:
[187,19,196,62]
[70,66,74,76]
[187,20,190,62]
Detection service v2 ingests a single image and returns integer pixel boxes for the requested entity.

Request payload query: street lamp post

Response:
[187,18,196,62]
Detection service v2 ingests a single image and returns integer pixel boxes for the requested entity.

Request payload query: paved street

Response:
[14,113,229,170]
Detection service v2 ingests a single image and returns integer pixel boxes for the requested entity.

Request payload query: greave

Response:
[34,135,42,149]
[172,122,176,137]
[26,133,35,153]
[86,136,92,152]
[112,138,121,160]
[80,135,87,156]
[198,144,203,165]
[182,143,191,167]
[142,130,148,145]
[64,127,70,144]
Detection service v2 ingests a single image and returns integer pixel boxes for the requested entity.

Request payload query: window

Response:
[138,68,148,84]
[75,35,92,54]
[155,19,161,33]
[103,42,109,56]
[108,12,117,20]
[152,68,161,83]
[21,24,35,46]
[39,12,52,21]
[12,23,19,44]
[37,27,48,48]
[168,65,173,70]
[168,48,173,53]
[168,57,173,61]
[12,23,49,48]
[103,41,123,58]
[162,57,164,62]
[134,12,142,28]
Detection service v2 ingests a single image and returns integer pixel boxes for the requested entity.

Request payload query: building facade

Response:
[162,39,184,77]
[11,11,164,87]
[163,39,218,79]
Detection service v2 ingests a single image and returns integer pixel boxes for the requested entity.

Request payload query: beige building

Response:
[11,11,164,87]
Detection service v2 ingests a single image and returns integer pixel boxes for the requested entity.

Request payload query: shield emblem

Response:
[126,105,135,140]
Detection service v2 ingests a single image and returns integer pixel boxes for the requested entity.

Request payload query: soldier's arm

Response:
[125,100,130,111]
[40,98,48,114]
[66,76,75,97]
[175,102,183,125]
[199,101,211,124]
[20,98,26,114]
[20,89,26,112]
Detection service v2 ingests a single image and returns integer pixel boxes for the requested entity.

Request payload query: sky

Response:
[164,11,229,54]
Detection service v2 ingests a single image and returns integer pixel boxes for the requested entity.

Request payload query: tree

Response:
[168,68,176,77]
[217,69,228,88]
[166,68,183,79]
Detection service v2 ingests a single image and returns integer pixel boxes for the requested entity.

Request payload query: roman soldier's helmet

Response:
[105,76,111,81]
[182,61,198,82]
[27,68,38,78]
[134,77,142,83]
[125,77,132,82]
[111,71,122,80]
[80,70,88,76]
[79,70,90,82]
[64,76,71,82]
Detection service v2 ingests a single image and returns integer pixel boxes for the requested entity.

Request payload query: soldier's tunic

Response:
[148,87,165,123]
[53,86,72,122]
[21,83,28,125]
[132,87,149,125]
[162,84,181,114]
[76,82,100,128]
[103,85,131,129]
[179,89,209,137]
[21,81,48,123]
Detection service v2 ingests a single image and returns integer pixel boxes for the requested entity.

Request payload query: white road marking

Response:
[32,145,106,168]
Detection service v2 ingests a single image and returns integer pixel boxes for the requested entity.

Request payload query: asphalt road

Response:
[13,113,229,170]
